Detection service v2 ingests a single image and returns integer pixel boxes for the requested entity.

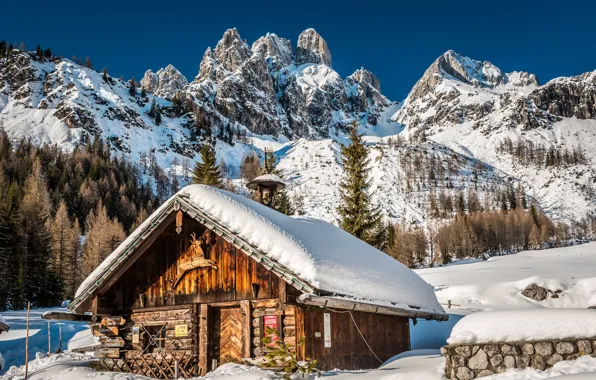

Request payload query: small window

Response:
[142,324,166,353]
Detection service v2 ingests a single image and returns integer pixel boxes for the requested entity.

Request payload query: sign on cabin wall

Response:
[132,326,140,344]
[324,313,331,348]
[264,315,279,346]
[175,324,188,337]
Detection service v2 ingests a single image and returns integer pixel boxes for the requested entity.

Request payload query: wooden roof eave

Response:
[68,198,178,314]
[296,294,449,322]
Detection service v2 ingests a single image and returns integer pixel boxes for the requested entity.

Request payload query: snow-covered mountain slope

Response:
[392,50,539,138]
[394,50,596,222]
[275,138,510,224]
[1,34,595,225]
[0,49,198,169]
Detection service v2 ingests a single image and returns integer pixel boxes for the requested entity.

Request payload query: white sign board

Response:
[323,313,331,348]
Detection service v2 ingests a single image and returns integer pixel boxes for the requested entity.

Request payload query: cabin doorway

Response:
[210,305,245,366]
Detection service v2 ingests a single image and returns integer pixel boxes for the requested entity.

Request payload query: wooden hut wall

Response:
[302,309,410,370]
[101,214,281,314]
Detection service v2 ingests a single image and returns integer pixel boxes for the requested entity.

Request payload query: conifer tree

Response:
[82,200,125,277]
[0,172,21,310]
[50,201,81,298]
[130,208,148,231]
[128,78,137,96]
[0,41,6,59]
[19,159,62,307]
[192,144,223,188]
[336,121,383,247]
[43,48,52,58]
[35,45,43,59]
[102,68,108,82]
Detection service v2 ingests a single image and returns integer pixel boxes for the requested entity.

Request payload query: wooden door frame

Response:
[198,300,251,375]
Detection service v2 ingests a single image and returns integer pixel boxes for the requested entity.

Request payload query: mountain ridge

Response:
[0,30,595,226]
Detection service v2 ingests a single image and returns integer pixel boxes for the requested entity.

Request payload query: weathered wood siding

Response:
[102,214,280,313]
[95,305,199,378]
[303,309,410,370]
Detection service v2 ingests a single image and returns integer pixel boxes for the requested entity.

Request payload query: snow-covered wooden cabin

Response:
[65,185,446,378]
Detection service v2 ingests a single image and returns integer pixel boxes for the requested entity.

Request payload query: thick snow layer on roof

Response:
[75,185,443,316]
[250,173,285,183]
[177,185,443,314]
[447,309,596,345]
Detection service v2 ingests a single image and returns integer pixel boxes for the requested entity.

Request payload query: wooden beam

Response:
[240,300,251,359]
[41,311,92,322]
[198,304,209,376]
[297,295,449,321]
[95,347,120,358]
[101,316,126,326]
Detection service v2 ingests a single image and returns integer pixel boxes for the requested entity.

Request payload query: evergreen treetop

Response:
[192,144,223,188]
[336,121,383,248]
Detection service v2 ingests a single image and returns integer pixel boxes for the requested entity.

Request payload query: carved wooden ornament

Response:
[175,210,183,234]
[172,232,218,288]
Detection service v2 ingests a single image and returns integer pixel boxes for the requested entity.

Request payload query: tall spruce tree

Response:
[336,121,383,248]
[192,144,223,188]
[50,201,81,298]
[0,171,21,310]
[20,159,62,307]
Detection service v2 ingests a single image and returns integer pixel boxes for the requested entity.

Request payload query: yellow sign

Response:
[175,324,188,337]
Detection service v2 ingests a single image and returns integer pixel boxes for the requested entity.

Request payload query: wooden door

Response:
[210,305,244,365]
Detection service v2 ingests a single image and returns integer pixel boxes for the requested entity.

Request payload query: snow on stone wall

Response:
[442,338,596,379]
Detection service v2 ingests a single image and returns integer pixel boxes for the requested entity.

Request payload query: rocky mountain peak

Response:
[434,50,507,88]
[140,64,188,99]
[251,33,293,70]
[296,28,332,67]
[351,68,381,92]
[213,27,251,73]
[507,71,540,88]
[196,48,217,82]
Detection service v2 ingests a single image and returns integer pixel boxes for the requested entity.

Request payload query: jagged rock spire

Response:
[213,28,251,73]
[296,28,332,67]
[141,64,188,99]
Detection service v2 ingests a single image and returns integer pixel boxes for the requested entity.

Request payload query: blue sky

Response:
[1,0,594,100]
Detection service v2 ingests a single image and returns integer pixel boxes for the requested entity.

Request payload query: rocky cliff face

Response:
[295,28,332,67]
[140,64,188,99]
[188,28,397,139]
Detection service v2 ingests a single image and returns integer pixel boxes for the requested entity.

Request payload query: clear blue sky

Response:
[1,0,594,100]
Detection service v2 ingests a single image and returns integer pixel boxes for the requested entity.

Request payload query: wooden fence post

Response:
[25,302,30,379]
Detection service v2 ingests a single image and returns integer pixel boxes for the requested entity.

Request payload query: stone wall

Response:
[441,338,596,379]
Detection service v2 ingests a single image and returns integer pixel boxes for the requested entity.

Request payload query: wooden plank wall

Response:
[103,215,281,313]
[303,309,410,370]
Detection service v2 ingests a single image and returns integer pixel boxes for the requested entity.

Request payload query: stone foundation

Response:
[441,338,596,379]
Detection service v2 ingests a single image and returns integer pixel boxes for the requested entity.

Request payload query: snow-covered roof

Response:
[251,173,284,183]
[448,309,596,345]
[71,185,445,320]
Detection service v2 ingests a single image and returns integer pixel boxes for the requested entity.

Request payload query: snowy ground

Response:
[0,308,91,374]
[416,242,596,313]
[2,243,596,379]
